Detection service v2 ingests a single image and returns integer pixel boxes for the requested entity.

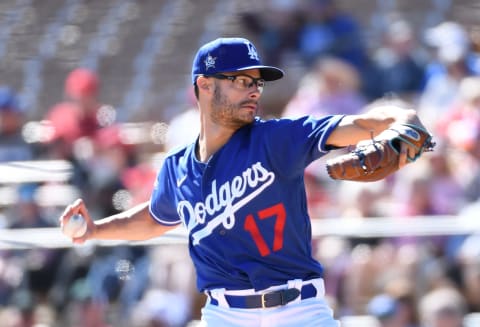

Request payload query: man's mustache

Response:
[239,100,258,107]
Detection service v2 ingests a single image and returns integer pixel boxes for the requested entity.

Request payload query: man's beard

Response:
[211,87,257,129]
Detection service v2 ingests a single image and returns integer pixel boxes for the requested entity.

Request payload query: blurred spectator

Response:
[40,68,103,196]
[390,155,461,218]
[451,201,480,313]
[0,86,34,162]
[462,137,480,205]
[435,77,480,203]
[120,162,158,208]
[383,278,420,327]
[337,181,386,219]
[128,245,197,327]
[422,143,465,216]
[367,293,406,327]
[388,166,459,256]
[282,57,366,118]
[164,107,199,151]
[315,236,351,315]
[436,77,480,156]
[240,0,304,66]
[419,22,480,129]
[8,184,51,229]
[83,125,140,217]
[341,242,396,314]
[367,18,426,101]
[165,86,200,151]
[424,22,478,80]
[459,240,480,313]
[4,184,64,326]
[418,287,466,327]
[297,0,369,70]
[337,180,387,247]
[46,68,102,145]
[0,251,25,307]
[43,68,115,160]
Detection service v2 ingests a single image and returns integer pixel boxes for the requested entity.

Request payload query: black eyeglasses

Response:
[209,73,265,94]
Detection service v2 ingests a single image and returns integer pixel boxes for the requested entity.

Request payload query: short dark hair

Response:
[194,83,199,100]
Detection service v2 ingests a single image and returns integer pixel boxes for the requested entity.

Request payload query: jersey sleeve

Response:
[149,160,182,226]
[261,114,345,175]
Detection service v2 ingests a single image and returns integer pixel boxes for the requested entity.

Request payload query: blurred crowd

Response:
[1,0,480,326]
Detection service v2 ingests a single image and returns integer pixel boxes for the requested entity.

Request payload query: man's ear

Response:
[196,76,211,91]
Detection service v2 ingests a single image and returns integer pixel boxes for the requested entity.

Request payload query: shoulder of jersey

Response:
[253,116,292,128]
[165,142,193,157]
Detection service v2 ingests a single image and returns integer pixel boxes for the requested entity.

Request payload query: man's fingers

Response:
[398,142,419,168]
[398,143,408,168]
[408,147,417,161]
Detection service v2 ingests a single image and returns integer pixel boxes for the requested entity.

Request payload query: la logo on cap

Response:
[244,41,259,60]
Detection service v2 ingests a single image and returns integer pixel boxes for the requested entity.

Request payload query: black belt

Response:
[208,283,317,309]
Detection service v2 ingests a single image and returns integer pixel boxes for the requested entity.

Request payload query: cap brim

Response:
[234,65,284,81]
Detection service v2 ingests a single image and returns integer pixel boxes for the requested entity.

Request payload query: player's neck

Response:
[197,123,235,163]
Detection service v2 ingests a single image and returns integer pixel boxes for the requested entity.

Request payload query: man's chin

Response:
[229,115,255,129]
[241,113,256,124]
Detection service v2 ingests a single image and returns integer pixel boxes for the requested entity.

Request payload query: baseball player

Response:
[60,37,426,326]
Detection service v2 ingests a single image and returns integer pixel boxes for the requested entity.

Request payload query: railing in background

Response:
[1,214,479,250]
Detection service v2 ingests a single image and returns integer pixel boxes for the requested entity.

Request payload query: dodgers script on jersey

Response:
[149,115,344,292]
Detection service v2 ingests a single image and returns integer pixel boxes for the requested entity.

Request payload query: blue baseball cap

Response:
[191,37,284,84]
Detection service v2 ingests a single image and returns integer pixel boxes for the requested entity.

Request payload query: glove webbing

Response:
[354,139,382,174]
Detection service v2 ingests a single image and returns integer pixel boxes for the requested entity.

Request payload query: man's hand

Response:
[326,123,435,182]
[59,198,95,244]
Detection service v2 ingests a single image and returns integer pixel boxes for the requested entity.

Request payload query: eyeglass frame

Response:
[204,73,266,94]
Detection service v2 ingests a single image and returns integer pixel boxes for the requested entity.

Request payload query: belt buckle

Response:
[261,293,267,309]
